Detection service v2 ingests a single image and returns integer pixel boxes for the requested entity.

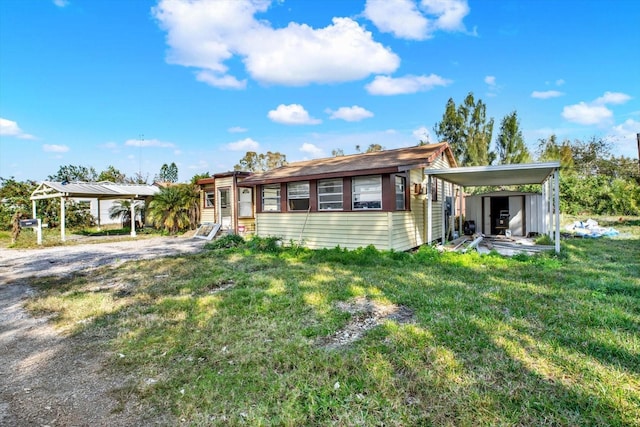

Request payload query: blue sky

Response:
[1,0,638,183]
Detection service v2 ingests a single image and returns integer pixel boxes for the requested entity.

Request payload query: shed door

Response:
[483,197,491,234]
[509,196,524,236]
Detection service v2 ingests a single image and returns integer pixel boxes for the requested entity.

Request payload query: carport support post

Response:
[60,196,66,242]
[427,175,432,243]
[130,198,137,237]
[554,169,560,253]
[458,185,463,236]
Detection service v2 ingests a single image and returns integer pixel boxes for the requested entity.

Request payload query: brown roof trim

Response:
[213,171,253,179]
[196,177,215,185]
[237,167,402,186]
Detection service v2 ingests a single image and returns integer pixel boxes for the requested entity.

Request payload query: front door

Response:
[218,188,232,230]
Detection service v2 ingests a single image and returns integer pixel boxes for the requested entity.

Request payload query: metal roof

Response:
[424,162,560,187]
[31,181,160,200]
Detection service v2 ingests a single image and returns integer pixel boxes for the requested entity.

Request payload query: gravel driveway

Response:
[0,236,207,426]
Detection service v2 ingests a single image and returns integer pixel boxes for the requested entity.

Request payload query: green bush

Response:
[205,233,245,249]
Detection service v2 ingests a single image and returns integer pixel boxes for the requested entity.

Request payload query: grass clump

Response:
[23,218,640,426]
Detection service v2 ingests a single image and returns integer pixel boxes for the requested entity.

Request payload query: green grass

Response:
[23,219,640,426]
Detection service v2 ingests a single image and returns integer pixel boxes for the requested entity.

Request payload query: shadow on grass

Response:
[21,234,640,425]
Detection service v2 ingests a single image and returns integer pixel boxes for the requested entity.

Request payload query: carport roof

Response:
[424,162,560,187]
[31,181,160,200]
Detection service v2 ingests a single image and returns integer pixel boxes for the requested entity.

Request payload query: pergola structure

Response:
[30,181,159,241]
[424,162,562,253]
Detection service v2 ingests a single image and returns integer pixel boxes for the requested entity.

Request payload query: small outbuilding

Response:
[465,190,543,237]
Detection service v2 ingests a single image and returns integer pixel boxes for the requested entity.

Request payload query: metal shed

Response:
[464,191,543,237]
[424,162,561,253]
[30,181,159,241]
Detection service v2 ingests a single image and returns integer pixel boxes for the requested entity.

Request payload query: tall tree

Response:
[234,151,287,172]
[264,151,288,170]
[496,111,531,164]
[157,162,179,183]
[434,92,495,166]
[48,165,98,182]
[97,165,127,183]
[365,144,384,153]
[331,148,345,157]
[536,135,574,170]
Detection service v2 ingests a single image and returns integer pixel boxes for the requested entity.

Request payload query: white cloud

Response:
[153,0,399,87]
[555,79,565,86]
[363,0,428,40]
[43,144,69,153]
[227,137,260,151]
[412,126,434,143]
[300,142,324,157]
[531,90,564,99]
[228,126,248,133]
[327,106,374,122]
[561,102,612,125]
[53,0,69,7]
[562,91,632,126]
[366,74,452,95]
[594,91,632,105]
[124,138,175,148]
[608,119,640,158]
[484,75,496,86]
[196,71,247,90]
[610,118,640,141]
[0,117,35,139]
[364,0,470,40]
[268,104,321,125]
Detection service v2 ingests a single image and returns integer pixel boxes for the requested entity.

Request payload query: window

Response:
[395,176,406,210]
[318,179,343,210]
[205,191,215,208]
[238,188,253,218]
[287,181,310,211]
[262,185,281,212]
[352,176,382,210]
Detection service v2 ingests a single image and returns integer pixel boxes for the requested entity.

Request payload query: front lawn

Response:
[26,219,640,426]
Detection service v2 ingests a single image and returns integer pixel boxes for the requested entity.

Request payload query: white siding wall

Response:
[428,155,452,242]
[256,212,391,250]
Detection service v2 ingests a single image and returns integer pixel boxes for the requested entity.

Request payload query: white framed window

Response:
[205,191,215,208]
[352,176,382,210]
[395,176,406,210]
[287,181,310,211]
[238,188,253,218]
[318,179,343,210]
[262,185,281,212]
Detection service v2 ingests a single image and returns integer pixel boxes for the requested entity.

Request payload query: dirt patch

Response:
[0,236,206,426]
[318,296,414,350]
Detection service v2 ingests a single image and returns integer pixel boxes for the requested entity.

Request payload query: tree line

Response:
[2,92,639,234]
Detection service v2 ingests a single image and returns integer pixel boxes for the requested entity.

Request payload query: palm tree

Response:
[108,200,145,228]
[147,184,199,234]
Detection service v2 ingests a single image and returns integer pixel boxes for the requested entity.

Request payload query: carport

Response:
[30,181,159,242]
[424,162,561,253]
